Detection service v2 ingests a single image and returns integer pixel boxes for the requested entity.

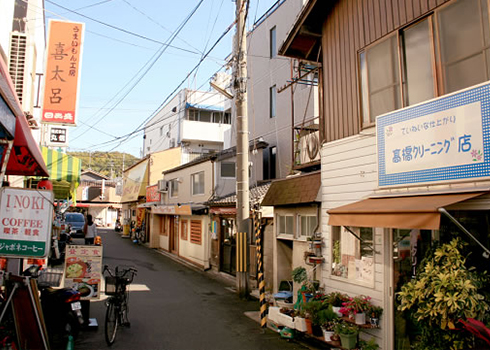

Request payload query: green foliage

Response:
[358,338,379,350]
[325,291,349,307]
[68,151,140,178]
[334,321,359,335]
[303,299,326,326]
[317,304,339,329]
[397,238,490,350]
[292,267,307,284]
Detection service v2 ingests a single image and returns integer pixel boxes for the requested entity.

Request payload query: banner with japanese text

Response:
[42,20,85,125]
[377,82,490,187]
[0,188,53,258]
[64,245,102,300]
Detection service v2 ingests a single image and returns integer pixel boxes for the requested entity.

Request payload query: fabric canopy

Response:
[41,147,81,200]
[327,192,486,230]
[5,114,49,177]
[0,54,48,177]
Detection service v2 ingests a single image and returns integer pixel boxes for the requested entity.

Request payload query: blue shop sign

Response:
[377,82,490,187]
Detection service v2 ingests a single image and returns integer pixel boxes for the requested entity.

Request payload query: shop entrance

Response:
[169,216,179,254]
[392,229,433,350]
[220,218,236,275]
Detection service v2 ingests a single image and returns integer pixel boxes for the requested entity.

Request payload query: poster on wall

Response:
[64,244,102,300]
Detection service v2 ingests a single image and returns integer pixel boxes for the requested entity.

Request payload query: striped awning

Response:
[41,147,81,201]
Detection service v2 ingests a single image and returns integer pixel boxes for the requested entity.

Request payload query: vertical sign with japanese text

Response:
[0,188,53,258]
[47,125,68,147]
[377,82,490,187]
[42,20,85,125]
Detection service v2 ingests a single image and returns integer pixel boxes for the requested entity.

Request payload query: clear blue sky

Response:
[41,0,279,158]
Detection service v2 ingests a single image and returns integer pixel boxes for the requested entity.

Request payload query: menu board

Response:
[64,245,102,300]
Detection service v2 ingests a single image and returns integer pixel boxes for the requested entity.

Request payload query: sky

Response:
[41,0,280,158]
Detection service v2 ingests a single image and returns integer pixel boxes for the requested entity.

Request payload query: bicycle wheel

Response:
[105,300,119,346]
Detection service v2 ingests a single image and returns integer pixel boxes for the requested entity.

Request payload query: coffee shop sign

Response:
[0,188,53,258]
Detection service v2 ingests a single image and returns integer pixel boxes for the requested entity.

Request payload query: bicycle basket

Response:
[38,268,64,287]
[105,276,118,295]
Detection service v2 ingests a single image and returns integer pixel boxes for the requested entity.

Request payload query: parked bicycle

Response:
[132,226,146,244]
[103,265,137,346]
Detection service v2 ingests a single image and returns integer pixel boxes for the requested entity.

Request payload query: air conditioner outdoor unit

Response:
[158,179,168,192]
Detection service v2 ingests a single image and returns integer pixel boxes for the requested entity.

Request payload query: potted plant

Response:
[340,295,372,324]
[367,305,383,328]
[303,299,325,337]
[317,304,338,342]
[326,291,349,317]
[358,338,380,350]
[397,238,490,350]
[335,321,358,349]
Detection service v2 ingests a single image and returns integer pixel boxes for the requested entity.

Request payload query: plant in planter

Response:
[317,304,339,342]
[397,238,490,350]
[335,321,359,350]
[326,291,349,316]
[366,305,383,328]
[339,295,373,324]
[358,338,380,350]
[303,299,326,337]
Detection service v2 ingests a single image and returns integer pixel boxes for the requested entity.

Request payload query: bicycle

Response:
[103,265,137,346]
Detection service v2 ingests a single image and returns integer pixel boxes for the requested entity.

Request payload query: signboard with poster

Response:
[42,20,85,126]
[64,245,102,300]
[47,126,68,147]
[0,188,53,258]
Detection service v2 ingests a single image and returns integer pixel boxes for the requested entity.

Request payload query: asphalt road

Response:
[73,229,310,350]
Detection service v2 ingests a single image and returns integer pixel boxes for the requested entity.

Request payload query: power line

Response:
[70,0,207,141]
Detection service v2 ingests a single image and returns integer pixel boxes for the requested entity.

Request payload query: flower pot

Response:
[370,317,379,328]
[304,318,313,335]
[332,306,342,317]
[355,312,366,325]
[322,329,334,342]
[339,333,358,350]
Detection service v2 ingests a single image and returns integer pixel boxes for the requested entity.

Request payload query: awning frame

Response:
[439,208,490,258]
[342,226,377,254]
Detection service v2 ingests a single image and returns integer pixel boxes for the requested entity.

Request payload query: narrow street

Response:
[74,228,308,350]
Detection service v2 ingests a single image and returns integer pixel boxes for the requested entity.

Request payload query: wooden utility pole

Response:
[235,0,250,298]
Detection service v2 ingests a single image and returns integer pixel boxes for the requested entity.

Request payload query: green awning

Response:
[41,147,81,201]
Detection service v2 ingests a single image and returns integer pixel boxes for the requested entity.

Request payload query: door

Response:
[392,229,433,349]
[169,216,179,254]
[220,218,236,275]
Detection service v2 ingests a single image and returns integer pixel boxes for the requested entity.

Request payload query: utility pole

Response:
[235,0,250,298]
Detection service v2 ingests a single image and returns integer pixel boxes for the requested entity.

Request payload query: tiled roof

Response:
[261,171,321,206]
[206,182,271,206]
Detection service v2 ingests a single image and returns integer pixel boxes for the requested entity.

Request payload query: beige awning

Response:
[327,192,487,230]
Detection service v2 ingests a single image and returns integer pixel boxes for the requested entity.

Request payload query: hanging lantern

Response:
[37,179,53,190]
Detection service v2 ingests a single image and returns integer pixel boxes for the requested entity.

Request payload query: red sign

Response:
[146,185,160,203]
[42,20,84,125]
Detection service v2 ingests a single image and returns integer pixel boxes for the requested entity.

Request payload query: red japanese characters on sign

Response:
[42,20,85,126]
[146,185,160,202]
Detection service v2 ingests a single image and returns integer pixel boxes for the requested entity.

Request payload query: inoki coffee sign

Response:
[0,188,53,258]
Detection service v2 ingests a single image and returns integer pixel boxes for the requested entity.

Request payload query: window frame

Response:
[220,161,236,178]
[169,178,179,198]
[270,26,277,58]
[191,171,205,196]
[331,226,375,287]
[359,0,490,129]
[299,215,318,239]
[269,85,277,118]
[277,214,294,237]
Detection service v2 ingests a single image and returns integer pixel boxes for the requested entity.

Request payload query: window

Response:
[191,171,204,195]
[263,146,277,180]
[221,162,235,178]
[270,85,276,118]
[360,0,490,126]
[180,219,188,240]
[270,26,277,58]
[190,220,202,245]
[169,179,179,197]
[300,215,317,238]
[277,215,294,236]
[331,226,374,284]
